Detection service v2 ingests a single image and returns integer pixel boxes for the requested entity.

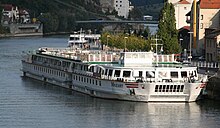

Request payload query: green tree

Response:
[101,32,152,51]
[0,3,3,34]
[128,7,142,20]
[142,27,150,39]
[38,13,59,33]
[157,1,180,54]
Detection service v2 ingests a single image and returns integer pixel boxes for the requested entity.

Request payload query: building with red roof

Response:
[1,4,19,24]
[188,0,220,60]
[169,0,193,29]
[200,0,220,9]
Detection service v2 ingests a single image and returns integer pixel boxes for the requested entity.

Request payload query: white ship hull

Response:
[21,45,208,102]
[71,74,203,102]
[22,61,204,102]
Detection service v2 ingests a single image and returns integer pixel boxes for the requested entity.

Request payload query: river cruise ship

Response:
[21,42,208,102]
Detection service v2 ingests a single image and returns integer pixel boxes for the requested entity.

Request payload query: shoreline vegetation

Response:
[0,31,72,38]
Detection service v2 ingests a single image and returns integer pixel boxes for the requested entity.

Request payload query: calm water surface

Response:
[0,36,220,128]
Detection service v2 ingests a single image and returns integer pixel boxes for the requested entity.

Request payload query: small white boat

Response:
[68,31,101,48]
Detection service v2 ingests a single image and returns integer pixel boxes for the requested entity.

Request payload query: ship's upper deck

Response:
[34,47,193,68]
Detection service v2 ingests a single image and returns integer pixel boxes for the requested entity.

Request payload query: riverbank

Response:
[0,33,43,38]
[0,31,73,38]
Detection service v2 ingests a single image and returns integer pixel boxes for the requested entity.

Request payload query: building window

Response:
[201,15,203,20]
[200,23,203,29]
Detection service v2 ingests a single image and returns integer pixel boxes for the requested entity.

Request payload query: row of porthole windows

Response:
[155,85,184,92]
[33,65,66,78]
[72,75,101,86]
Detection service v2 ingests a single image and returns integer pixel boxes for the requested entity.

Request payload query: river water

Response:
[0,36,220,128]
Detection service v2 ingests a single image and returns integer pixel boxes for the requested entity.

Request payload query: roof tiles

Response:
[200,0,220,9]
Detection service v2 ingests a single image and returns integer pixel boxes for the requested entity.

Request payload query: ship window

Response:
[171,71,178,78]
[108,69,113,76]
[90,66,94,72]
[181,71,187,78]
[155,85,159,92]
[162,85,166,92]
[177,85,180,92]
[139,71,143,77]
[123,71,131,77]
[159,85,162,92]
[173,85,177,92]
[169,85,173,92]
[84,65,88,71]
[194,70,197,77]
[146,71,155,78]
[166,85,169,92]
[180,85,184,92]
[105,69,108,75]
[114,70,121,77]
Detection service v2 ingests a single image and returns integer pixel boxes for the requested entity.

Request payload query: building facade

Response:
[114,0,132,18]
[100,0,133,19]
[205,28,220,62]
[197,0,220,56]
[169,0,193,29]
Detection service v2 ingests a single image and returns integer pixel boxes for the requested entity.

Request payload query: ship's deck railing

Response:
[39,47,121,62]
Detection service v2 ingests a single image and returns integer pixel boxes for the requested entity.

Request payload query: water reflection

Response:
[20,77,219,128]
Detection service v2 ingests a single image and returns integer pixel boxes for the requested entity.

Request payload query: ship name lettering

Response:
[111,82,123,88]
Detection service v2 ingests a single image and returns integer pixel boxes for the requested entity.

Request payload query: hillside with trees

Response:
[1,0,106,33]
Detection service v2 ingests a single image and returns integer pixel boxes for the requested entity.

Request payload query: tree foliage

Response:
[157,1,180,54]
[0,3,3,34]
[128,7,142,20]
[101,32,153,51]
[1,0,105,33]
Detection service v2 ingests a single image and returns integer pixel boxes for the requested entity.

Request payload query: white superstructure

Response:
[21,40,208,102]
